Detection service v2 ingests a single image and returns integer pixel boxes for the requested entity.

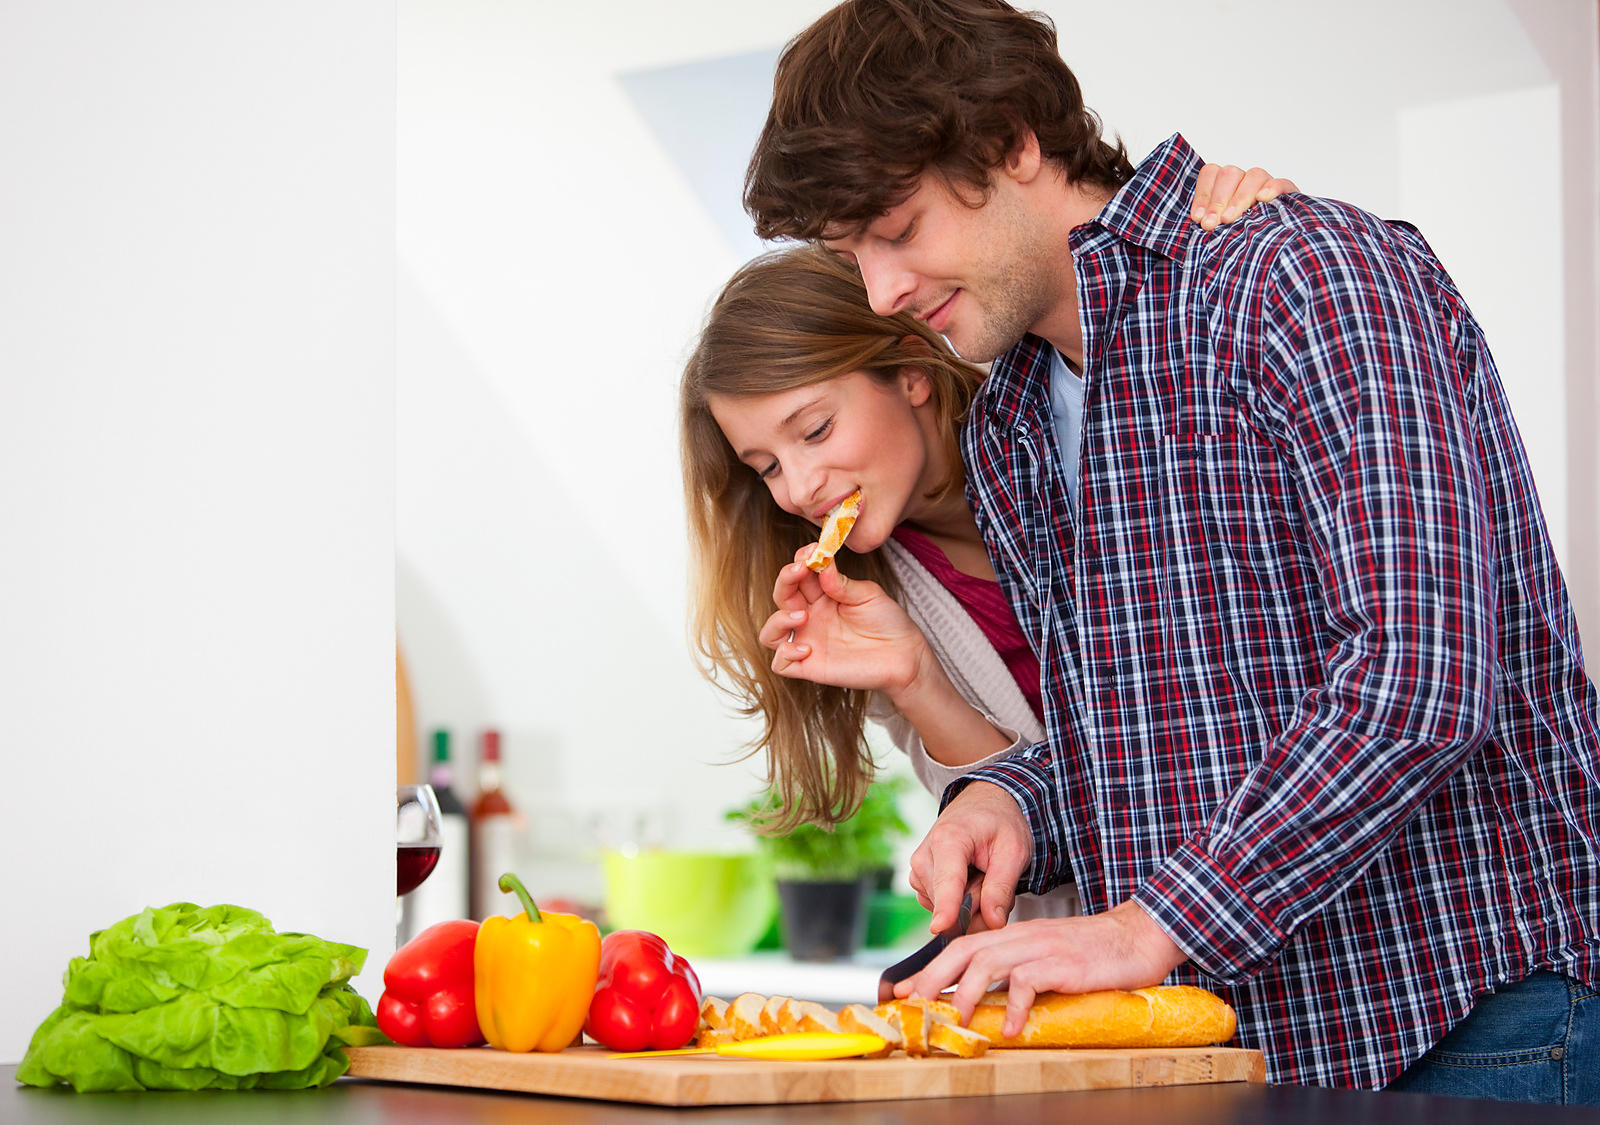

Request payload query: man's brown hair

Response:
[744,0,1134,242]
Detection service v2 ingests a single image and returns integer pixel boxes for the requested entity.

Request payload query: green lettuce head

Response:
[18,902,384,1092]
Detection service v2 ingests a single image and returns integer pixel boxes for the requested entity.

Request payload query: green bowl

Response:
[601,850,777,959]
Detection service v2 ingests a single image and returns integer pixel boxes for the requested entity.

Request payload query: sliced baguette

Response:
[727,993,767,1041]
[837,1004,901,1057]
[928,1020,990,1059]
[794,1001,843,1035]
[897,999,930,1057]
[699,995,728,1031]
[760,995,792,1037]
[694,1025,740,1048]
[777,997,807,1035]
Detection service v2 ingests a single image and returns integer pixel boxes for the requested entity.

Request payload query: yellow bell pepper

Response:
[474,872,601,1052]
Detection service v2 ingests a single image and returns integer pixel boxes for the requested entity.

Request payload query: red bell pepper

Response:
[583,930,702,1052]
[376,919,486,1048]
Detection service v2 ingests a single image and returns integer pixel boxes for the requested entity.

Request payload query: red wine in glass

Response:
[397,843,441,895]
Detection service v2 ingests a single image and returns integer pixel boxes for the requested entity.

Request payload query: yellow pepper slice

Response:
[474,872,601,1052]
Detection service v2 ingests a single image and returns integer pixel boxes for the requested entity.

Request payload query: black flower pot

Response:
[776,875,875,961]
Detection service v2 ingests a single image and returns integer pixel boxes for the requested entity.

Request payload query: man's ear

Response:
[1002,128,1044,186]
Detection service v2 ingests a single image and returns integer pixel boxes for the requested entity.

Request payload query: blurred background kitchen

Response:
[4,0,1597,1064]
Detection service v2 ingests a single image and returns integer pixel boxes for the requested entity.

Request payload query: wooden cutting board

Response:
[342,1044,1265,1106]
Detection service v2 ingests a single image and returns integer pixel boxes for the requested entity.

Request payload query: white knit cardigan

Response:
[869,537,1079,920]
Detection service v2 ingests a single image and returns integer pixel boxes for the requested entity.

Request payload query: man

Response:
[743,0,1600,1099]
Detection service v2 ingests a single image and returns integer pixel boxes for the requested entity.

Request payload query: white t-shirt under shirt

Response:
[1047,345,1085,515]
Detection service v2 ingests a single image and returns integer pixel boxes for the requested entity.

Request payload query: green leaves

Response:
[17,903,378,1092]
[729,775,913,880]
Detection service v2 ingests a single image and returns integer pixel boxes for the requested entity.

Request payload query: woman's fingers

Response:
[1198,164,1246,230]
[758,607,808,649]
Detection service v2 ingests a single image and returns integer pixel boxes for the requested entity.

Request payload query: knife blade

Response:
[876,892,973,1003]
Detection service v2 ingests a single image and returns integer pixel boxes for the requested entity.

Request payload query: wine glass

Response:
[397,784,443,896]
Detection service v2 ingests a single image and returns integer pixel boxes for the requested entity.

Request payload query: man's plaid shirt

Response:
[955,134,1600,1088]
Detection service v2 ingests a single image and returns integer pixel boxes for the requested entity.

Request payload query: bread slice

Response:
[794,1001,843,1035]
[727,993,767,1041]
[776,997,807,1035]
[929,1021,990,1058]
[897,999,930,1057]
[805,490,862,571]
[964,986,1237,1048]
[837,1004,901,1057]
[699,995,728,1031]
[694,1025,740,1048]
[760,995,793,1036]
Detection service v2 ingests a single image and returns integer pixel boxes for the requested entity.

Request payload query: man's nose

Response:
[856,247,915,318]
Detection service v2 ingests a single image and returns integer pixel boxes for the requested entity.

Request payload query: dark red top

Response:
[891,525,1043,726]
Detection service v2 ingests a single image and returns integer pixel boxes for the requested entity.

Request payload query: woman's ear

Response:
[900,364,934,407]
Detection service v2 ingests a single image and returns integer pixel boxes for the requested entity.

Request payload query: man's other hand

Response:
[908,781,1032,935]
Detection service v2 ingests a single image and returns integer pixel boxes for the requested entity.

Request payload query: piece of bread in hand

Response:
[805,490,863,571]
[727,993,767,1041]
[964,986,1237,1048]
[837,1004,900,1058]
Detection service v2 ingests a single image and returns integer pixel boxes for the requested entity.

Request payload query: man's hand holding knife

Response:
[898,781,1188,1039]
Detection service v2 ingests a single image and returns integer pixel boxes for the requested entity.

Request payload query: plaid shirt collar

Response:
[980,132,1203,429]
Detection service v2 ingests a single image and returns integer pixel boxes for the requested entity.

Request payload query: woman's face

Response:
[707,368,946,553]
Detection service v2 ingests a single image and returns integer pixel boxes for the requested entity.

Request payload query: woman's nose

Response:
[783,458,828,515]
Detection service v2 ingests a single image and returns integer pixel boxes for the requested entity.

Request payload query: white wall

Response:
[1,1,395,1063]
[2,0,1593,1070]
[397,0,1600,905]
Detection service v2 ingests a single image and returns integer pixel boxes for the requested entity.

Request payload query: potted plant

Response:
[728,776,911,961]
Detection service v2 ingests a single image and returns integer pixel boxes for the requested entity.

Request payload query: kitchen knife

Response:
[876,893,973,1003]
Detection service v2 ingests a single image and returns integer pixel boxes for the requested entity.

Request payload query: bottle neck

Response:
[478,762,502,793]
[429,763,453,789]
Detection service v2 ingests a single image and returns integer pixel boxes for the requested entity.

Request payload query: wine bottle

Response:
[405,729,471,934]
[469,728,518,920]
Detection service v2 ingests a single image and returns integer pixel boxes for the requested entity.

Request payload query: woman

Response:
[681,168,1293,919]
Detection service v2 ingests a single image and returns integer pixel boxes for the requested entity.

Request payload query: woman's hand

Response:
[759,546,932,696]
[764,546,1016,768]
[1191,164,1300,231]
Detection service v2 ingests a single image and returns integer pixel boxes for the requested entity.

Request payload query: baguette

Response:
[805,490,862,571]
[963,986,1236,1049]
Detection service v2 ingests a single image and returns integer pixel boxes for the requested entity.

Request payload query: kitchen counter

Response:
[8,1066,1600,1124]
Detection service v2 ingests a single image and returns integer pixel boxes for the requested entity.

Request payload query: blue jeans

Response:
[1387,971,1599,1104]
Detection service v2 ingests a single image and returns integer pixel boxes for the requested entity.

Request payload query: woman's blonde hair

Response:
[680,245,986,830]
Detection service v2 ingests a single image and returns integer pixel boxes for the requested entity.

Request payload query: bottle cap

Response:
[481,729,501,762]
[432,729,451,764]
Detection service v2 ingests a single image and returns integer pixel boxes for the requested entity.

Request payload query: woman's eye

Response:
[758,461,779,481]
[890,221,915,245]
[804,418,834,442]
